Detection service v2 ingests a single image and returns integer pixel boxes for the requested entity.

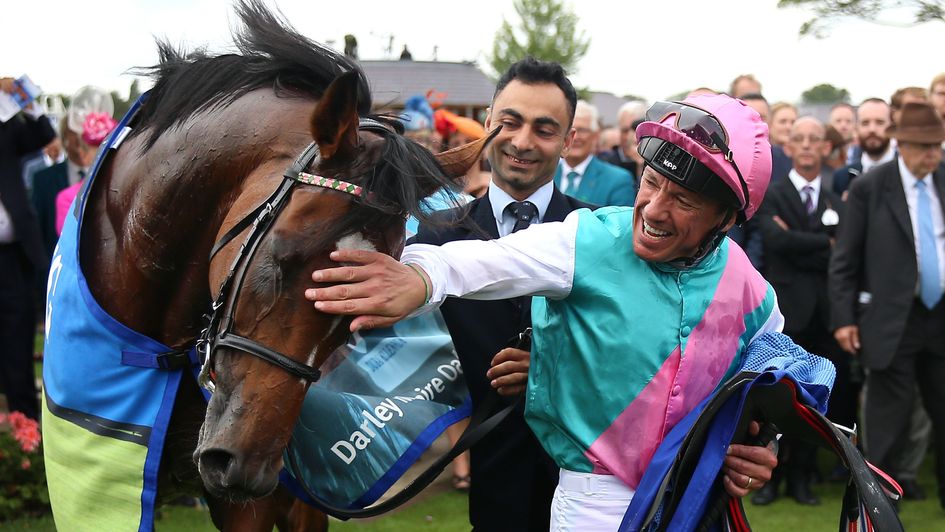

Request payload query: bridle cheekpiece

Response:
[197,118,394,391]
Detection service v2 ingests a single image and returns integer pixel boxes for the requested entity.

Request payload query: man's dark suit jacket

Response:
[0,113,55,273]
[834,150,900,196]
[832,160,862,196]
[597,146,640,182]
[758,174,844,333]
[411,187,594,531]
[771,145,792,182]
[829,160,945,369]
[31,161,70,261]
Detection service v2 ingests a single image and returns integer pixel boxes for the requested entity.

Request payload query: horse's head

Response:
[194,71,490,500]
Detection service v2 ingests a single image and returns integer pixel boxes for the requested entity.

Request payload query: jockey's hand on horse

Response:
[487,348,530,396]
[306,249,427,332]
[722,421,778,498]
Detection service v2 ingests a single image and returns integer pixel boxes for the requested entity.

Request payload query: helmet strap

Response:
[670,209,736,269]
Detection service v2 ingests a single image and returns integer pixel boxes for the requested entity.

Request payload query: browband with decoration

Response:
[281,117,396,198]
[292,171,363,197]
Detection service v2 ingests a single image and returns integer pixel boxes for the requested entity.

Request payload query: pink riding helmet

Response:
[635,94,772,221]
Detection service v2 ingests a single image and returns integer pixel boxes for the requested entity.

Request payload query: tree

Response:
[111,79,142,120]
[488,0,590,77]
[801,83,851,104]
[778,0,944,37]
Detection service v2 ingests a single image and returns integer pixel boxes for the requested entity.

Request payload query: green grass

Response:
[745,452,945,531]
[6,470,945,532]
[19,330,945,530]
[0,491,470,531]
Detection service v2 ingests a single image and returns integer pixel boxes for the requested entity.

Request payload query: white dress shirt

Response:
[861,141,896,174]
[403,209,785,340]
[787,170,821,212]
[404,211,581,308]
[67,160,88,186]
[898,157,945,292]
[488,179,555,238]
[559,155,592,193]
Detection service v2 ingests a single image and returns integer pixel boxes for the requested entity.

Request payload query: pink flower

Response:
[21,458,31,470]
[82,111,118,146]
[15,427,41,453]
[4,411,41,453]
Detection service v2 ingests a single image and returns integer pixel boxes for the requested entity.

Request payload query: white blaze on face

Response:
[336,233,376,253]
[301,232,373,387]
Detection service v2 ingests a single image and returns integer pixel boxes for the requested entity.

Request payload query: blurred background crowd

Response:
[3,0,945,527]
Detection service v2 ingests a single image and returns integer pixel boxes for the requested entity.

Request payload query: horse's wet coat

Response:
[41,3,488,529]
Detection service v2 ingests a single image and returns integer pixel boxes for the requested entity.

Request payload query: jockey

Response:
[305,93,781,530]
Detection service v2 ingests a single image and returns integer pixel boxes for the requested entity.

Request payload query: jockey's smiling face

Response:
[632,166,734,264]
[485,79,575,200]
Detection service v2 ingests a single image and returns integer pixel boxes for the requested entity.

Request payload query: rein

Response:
[197,118,393,391]
[194,117,515,519]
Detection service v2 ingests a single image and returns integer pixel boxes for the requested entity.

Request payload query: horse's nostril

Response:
[199,449,236,481]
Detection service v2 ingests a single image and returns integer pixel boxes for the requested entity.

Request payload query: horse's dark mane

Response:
[130,0,370,149]
[248,123,459,304]
[315,119,459,251]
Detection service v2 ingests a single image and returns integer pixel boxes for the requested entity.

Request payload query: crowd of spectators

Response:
[3,66,945,528]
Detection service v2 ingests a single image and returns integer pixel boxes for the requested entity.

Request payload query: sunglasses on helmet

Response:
[645,101,750,215]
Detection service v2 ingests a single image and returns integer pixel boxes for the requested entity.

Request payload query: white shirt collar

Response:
[897,155,931,190]
[66,160,89,186]
[861,141,897,173]
[787,169,821,196]
[489,179,555,237]
[560,155,593,176]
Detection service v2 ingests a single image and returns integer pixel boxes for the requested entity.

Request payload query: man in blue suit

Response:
[554,100,636,206]
[32,115,96,263]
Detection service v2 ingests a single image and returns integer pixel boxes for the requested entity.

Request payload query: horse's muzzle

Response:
[196,447,279,501]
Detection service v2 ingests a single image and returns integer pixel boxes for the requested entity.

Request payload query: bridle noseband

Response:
[196,118,395,392]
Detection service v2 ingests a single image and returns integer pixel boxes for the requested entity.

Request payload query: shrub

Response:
[0,411,50,520]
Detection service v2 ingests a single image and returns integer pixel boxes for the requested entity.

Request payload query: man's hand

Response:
[834,325,860,355]
[304,249,427,332]
[486,348,530,396]
[722,421,777,498]
[0,77,14,94]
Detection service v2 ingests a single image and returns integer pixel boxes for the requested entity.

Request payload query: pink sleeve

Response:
[55,182,82,235]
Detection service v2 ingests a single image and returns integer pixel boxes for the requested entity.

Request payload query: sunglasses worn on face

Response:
[645,101,751,214]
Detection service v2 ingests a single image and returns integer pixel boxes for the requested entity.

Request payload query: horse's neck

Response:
[81,135,266,347]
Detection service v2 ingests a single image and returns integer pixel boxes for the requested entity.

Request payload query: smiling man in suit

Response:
[754,116,847,506]
[830,102,945,509]
[411,57,594,531]
[554,100,636,207]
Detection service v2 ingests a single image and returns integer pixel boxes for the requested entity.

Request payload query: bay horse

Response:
[41,1,487,530]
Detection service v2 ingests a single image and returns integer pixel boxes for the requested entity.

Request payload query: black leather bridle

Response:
[196,118,396,391]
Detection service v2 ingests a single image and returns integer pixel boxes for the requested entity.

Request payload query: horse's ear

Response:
[310,71,361,161]
[434,125,502,179]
